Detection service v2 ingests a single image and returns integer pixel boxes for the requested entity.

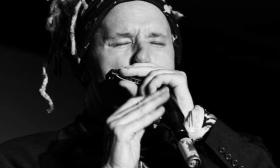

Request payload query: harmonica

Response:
[106,69,143,85]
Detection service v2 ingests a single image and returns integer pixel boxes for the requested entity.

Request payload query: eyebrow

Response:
[147,32,167,38]
[115,32,133,38]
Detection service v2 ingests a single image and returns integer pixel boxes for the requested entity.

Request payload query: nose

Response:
[130,42,151,64]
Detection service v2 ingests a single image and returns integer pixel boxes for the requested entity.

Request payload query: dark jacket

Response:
[0,117,276,168]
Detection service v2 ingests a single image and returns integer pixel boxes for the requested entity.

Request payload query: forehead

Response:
[100,1,172,36]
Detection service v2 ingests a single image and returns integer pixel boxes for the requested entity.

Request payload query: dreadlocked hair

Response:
[46,0,184,87]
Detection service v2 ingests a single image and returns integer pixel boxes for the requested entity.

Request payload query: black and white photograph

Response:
[0,0,279,167]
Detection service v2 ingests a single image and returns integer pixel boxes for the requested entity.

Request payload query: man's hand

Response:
[120,63,194,117]
[105,87,170,168]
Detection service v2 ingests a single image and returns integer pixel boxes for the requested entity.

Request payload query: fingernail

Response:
[119,68,127,75]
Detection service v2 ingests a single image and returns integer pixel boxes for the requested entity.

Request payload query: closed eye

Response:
[150,41,166,46]
[109,42,132,47]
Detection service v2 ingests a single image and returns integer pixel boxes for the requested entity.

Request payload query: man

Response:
[0,0,276,168]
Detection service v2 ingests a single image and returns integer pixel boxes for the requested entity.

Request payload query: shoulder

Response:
[202,120,276,168]
[0,131,58,154]
[0,131,58,168]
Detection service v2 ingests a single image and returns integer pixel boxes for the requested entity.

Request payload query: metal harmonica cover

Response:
[106,69,144,85]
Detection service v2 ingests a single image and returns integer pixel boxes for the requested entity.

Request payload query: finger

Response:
[184,106,204,129]
[190,125,211,141]
[117,97,144,112]
[140,71,175,95]
[107,97,144,123]
[140,70,193,117]
[119,80,138,97]
[192,106,205,128]
[205,113,216,120]
[184,110,193,129]
[107,87,169,125]
[119,66,164,78]
[204,118,216,125]
[109,87,170,126]
[113,106,165,141]
[120,87,168,115]
[140,69,174,96]
[200,125,211,137]
[145,74,180,95]
[124,106,166,135]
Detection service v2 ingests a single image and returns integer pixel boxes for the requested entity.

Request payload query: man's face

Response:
[91,1,175,81]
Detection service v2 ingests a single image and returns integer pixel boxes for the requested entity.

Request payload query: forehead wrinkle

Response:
[116,32,134,38]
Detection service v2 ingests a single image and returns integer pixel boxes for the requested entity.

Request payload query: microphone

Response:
[163,95,201,168]
[105,69,201,168]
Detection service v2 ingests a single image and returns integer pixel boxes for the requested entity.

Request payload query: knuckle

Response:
[107,122,115,130]
[178,71,187,78]
[114,125,126,137]
[106,117,112,125]
[160,106,166,112]
[107,120,118,130]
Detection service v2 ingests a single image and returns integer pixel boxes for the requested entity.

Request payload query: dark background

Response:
[0,0,279,166]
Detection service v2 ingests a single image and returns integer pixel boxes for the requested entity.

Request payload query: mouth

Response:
[105,69,144,85]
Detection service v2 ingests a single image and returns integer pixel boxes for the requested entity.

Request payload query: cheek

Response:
[98,49,131,77]
[159,55,175,69]
[152,47,175,69]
